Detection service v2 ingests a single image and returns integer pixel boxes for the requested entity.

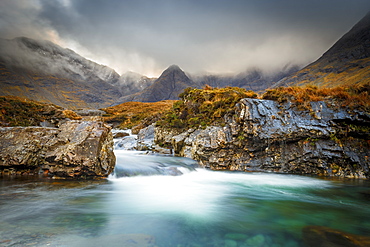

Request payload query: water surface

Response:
[1,151,370,246]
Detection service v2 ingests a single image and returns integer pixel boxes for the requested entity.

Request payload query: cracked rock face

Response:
[0,120,115,179]
[155,98,370,178]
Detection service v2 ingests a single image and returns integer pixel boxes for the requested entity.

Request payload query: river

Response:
[1,149,370,246]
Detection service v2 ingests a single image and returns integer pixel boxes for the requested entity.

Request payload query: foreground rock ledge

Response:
[0,120,115,179]
[155,98,370,178]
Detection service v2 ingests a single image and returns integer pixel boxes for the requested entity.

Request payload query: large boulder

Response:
[155,98,370,178]
[0,120,115,179]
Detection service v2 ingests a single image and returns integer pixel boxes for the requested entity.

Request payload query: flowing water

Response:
[1,150,370,247]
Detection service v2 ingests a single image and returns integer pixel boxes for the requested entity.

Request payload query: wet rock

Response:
[224,233,248,241]
[113,132,130,138]
[67,233,157,247]
[0,120,115,179]
[137,124,155,151]
[245,234,265,247]
[155,98,370,178]
[74,109,106,116]
[302,225,370,247]
[224,239,238,247]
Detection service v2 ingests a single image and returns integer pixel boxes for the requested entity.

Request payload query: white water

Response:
[1,145,369,246]
[109,150,334,221]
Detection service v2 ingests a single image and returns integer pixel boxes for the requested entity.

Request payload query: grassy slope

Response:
[285,57,370,88]
[0,96,81,127]
[101,100,175,129]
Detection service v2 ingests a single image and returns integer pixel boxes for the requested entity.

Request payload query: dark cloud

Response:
[1,0,370,76]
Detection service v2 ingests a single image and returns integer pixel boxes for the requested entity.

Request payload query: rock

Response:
[302,225,370,247]
[74,109,106,116]
[66,233,157,247]
[113,132,130,138]
[245,234,265,247]
[155,98,370,178]
[224,233,248,241]
[137,124,155,151]
[224,239,238,247]
[0,120,115,179]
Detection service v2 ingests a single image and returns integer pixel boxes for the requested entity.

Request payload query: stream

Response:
[0,138,370,246]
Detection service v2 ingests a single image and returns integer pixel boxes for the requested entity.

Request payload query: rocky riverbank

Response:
[0,120,115,179]
[155,97,370,178]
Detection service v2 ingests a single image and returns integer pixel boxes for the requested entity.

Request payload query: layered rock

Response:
[0,120,115,179]
[155,98,370,178]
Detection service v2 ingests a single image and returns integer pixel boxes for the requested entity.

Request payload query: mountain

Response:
[117,65,200,103]
[273,12,370,88]
[113,71,155,96]
[0,37,122,109]
[191,65,299,92]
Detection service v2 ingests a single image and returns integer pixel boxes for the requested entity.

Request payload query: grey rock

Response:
[0,120,115,179]
[155,98,370,178]
[137,124,155,151]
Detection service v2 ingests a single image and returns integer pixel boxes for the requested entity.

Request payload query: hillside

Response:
[0,37,122,109]
[273,12,370,88]
[117,65,200,103]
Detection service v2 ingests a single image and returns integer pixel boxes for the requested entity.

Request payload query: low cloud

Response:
[1,0,369,76]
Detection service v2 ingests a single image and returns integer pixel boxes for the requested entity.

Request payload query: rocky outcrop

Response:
[155,98,370,178]
[302,225,370,247]
[0,120,115,179]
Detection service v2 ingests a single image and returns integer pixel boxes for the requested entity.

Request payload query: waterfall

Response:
[112,150,198,177]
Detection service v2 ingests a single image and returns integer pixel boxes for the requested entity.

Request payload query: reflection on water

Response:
[0,151,370,246]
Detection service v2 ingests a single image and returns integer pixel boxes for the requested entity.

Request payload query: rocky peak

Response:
[165,64,182,71]
[116,65,199,103]
[158,64,191,85]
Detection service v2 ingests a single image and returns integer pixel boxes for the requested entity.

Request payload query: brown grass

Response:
[101,100,175,129]
[262,83,370,112]
[0,96,81,127]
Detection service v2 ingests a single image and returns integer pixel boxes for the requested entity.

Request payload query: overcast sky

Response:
[0,0,369,77]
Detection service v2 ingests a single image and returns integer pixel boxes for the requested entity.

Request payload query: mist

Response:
[1,0,370,77]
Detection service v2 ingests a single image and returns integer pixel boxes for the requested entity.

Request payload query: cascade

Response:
[112,130,198,177]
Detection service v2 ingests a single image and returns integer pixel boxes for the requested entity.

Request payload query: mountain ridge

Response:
[272,12,370,88]
[116,64,200,103]
[0,37,122,109]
